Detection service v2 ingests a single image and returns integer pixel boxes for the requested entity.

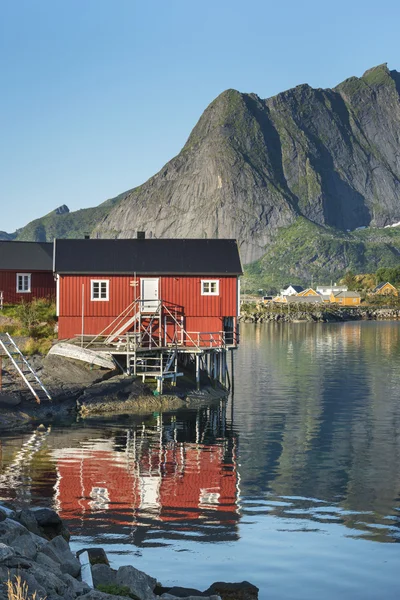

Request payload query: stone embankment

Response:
[0,503,258,600]
[240,304,400,324]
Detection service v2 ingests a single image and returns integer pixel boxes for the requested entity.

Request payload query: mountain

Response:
[93,63,400,263]
[7,63,400,286]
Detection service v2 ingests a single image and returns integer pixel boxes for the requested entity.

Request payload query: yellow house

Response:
[373,282,398,296]
[298,288,319,297]
[330,291,361,306]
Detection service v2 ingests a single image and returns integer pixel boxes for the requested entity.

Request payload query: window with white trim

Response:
[16,273,31,293]
[201,280,219,296]
[91,280,109,301]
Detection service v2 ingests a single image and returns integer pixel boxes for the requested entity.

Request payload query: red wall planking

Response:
[58,274,238,339]
[0,270,55,304]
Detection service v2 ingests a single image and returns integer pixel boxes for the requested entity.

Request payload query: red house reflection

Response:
[54,434,239,542]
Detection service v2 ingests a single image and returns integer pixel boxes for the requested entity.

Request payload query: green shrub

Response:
[96,584,137,598]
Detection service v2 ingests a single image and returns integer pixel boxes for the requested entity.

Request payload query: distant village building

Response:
[286,295,323,304]
[330,291,361,305]
[280,284,304,296]
[373,282,398,296]
[316,285,348,296]
[0,241,55,304]
[297,288,319,297]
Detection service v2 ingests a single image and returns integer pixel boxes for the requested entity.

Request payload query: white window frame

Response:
[91,279,109,301]
[16,273,31,293]
[201,279,219,296]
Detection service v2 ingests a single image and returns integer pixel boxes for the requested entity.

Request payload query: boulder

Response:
[0,542,15,562]
[203,582,259,600]
[160,588,206,598]
[0,517,27,545]
[29,507,70,540]
[161,596,220,600]
[16,509,42,536]
[77,547,110,566]
[91,563,117,587]
[61,573,91,596]
[80,591,138,600]
[36,550,62,574]
[11,533,38,560]
[116,564,157,600]
[40,535,81,577]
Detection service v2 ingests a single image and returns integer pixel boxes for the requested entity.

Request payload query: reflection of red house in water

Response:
[54,439,239,533]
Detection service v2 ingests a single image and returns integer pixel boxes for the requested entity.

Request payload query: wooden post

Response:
[230,350,235,394]
[81,284,85,348]
[195,353,200,390]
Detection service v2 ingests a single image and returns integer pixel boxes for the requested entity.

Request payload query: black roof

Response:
[54,239,243,275]
[0,241,53,271]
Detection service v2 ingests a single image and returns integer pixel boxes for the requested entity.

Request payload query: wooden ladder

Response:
[0,333,51,404]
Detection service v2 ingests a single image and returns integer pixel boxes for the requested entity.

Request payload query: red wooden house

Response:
[54,238,242,342]
[0,241,55,305]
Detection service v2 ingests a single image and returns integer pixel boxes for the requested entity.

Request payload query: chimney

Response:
[137,231,145,240]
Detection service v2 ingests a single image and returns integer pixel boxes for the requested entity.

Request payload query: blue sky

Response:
[1,0,399,232]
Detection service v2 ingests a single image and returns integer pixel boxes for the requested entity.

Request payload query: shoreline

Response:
[0,502,258,600]
[0,353,228,432]
[239,305,400,324]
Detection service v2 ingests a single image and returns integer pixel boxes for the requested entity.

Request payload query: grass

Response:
[0,299,56,355]
[7,575,45,600]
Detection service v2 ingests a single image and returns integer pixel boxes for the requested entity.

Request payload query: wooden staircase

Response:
[0,333,51,404]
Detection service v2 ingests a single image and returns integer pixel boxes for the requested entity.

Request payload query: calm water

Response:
[1,321,400,599]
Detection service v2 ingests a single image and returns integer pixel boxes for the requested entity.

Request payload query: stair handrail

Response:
[85,298,140,348]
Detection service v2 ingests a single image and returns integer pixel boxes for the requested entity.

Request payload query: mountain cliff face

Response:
[9,63,400,280]
[91,63,400,263]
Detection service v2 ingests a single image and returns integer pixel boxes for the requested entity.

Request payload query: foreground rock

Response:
[0,503,258,600]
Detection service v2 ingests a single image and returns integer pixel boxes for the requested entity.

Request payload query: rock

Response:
[15,509,42,536]
[77,547,110,566]
[0,517,27,545]
[116,564,157,600]
[11,533,38,559]
[0,542,15,562]
[80,591,138,600]
[203,582,259,600]
[91,563,117,587]
[28,506,71,540]
[36,550,62,574]
[26,562,70,598]
[40,535,81,577]
[0,504,16,519]
[161,596,220,600]
[160,588,206,598]
[61,573,91,596]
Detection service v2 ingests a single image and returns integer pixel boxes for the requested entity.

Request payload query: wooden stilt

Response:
[195,353,200,390]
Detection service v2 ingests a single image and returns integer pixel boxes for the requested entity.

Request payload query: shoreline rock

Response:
[0,503,258,600]
[0,354,228,432]
[240,305,400,324]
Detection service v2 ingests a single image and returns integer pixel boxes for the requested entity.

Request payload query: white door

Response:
[141,278,159,312]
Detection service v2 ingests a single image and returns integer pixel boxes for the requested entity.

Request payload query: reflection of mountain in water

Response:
[236,322,400,542]
[0,405,239,546]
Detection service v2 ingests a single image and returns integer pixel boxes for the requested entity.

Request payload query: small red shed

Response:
[0,241,55,305]
[54,238,242,347]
